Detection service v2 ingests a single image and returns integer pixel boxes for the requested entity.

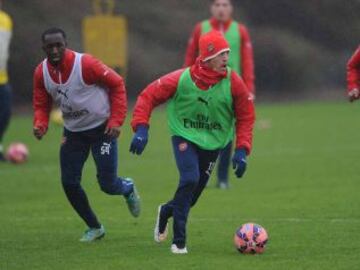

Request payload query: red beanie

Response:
[199,31,230,62]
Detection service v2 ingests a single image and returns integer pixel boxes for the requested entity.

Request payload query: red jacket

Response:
[184,17,255,93]
[131,62,255,154]
[347,46,360,91]
[33,49,127,131]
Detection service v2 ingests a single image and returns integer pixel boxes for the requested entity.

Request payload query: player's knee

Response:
[180,170,200,188]
[62,181,81,195]
[61,173,81,187]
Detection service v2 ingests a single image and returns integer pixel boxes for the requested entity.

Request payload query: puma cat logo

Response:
[57,88,69,99]
[198,97,210,106]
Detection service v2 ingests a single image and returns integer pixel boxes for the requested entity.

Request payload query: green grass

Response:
[1,101,360,270]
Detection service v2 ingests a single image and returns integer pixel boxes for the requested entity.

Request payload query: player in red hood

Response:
[347,46,360,102]
[184,0,255,189]
[130,31,255,254]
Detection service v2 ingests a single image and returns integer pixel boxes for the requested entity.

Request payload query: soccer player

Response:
[130,31,255,254]
[184,0,255,189]
[347,46,360,102]
[33,27,141,242]
[0,0,12,161]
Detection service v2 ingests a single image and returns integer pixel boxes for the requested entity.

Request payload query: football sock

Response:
[121,178,134,197]
[159,206,169,234]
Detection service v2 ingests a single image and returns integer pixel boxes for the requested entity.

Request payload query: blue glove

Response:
[232,148,247,178]
[129,125,149,155]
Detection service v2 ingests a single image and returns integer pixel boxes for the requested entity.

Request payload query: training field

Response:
[1,102,359,270]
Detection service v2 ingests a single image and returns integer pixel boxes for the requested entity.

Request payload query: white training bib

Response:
[42,52,110,132]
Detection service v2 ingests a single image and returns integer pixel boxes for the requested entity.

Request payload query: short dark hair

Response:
[41,27,66,42]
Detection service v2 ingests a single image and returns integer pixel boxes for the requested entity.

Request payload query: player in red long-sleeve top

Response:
[184,0,254,93]
[33,28,140,242]
[184,0,255,189]
[129,31,255,254]
[347,46,360,102]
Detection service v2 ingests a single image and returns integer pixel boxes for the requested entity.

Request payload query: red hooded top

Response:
[33,49,127,131]
[131,59,255,154]
[347,46,360,91]
[184,17,255,93]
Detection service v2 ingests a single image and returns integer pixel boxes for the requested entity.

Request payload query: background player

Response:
[33,27,140,242]
[130,31,255,254]
[184,0,255,189]
[347,46,360,102]
[0,0,12,161]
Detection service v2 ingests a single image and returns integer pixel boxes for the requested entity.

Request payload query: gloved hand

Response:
[348,88,359,102]
[129,125,149,155]
[232,148,247,178]
[33,125,48,140]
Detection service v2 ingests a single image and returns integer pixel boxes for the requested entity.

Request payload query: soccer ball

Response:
[234,223,268,254]
[6,143,29,164]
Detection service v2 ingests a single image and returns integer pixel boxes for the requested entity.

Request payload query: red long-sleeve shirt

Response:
[184,17,255,93]
[33,49,127,130]
[347,46,360,91]
[131,68,255,154]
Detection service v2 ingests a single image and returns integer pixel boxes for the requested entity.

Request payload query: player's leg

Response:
[0,83,11,161]
[191,149,219,207]
[60,129,104,241]
[160,136,199,252]
[91,135,140,217]
[216,141,232,189]
[159,148,218,221]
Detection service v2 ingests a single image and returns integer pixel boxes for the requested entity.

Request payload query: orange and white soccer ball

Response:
[234,223,268,254]
[6,143,29,164]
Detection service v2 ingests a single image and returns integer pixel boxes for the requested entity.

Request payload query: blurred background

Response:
[3,0,360,105]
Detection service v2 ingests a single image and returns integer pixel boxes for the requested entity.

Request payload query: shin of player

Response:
[130,31,255,254]
[33,28,141,242]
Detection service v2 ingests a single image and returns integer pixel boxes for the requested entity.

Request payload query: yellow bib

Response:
[0,10,12,84]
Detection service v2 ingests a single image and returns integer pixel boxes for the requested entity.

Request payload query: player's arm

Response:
[131,69,184,131]
[239,24,255,94]
[184,23,202,67]
[33,64,52,140]
[231,71,255,155]
[231,71,255,178]
[82,55,127,138]
[347,47,360,102]
[129,69,184,155]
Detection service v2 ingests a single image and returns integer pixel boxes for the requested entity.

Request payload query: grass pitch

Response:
[1,102,359,270]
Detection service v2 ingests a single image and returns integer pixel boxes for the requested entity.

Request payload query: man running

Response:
[33,27,140,242]
[130,31,255,254]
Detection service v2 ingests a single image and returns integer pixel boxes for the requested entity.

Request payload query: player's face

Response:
[42,33,67,66]
[211,0,233,22]
[207,51,229,73]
